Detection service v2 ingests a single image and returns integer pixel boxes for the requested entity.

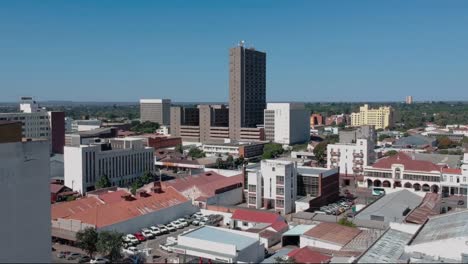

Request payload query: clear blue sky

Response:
[1,0,468,102]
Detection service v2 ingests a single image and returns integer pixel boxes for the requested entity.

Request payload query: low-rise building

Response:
[130,134,182,150]
[247,159,297,214]
[51,186,196,238]
[364,152,442,193]
[300,222,361,251]
[64,137,154,194]
[71,119,102,132]
[339,125,376,144]
[201,141,266,159]
[171,226,265,263]
[327,139,375,176]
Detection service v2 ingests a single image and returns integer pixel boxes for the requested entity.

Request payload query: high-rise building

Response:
[229,42,266,140]
[350,104,394,129]
[140,99,171,125]
[264,103,310,145]
[64,138,154,194]
[0,128,51,262]
[406,96,413,104]
[48,111,65,154]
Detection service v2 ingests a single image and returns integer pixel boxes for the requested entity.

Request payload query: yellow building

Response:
[351,104,394,129]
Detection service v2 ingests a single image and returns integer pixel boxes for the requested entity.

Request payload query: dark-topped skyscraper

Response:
[229,41,266,140]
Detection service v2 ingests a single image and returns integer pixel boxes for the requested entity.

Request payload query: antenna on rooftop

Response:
[239,40,245,47]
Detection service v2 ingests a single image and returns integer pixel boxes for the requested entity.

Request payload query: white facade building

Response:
[327,139,375,176]
[0,97,51,140]
[71,119,102,132]
[264,103,310,145]
[247,159,297,214]
[0,139,51,263]
[64,138,154,194]
[440,153,468,196]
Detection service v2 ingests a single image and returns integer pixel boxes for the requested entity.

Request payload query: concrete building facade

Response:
[64,138,154,194]
[229,42,266,140]
[264,103,310,145]
[140,99,171,125]
[247,159,297,214]
[350,104,394,130]
[327,139,375,176]
[0,137,51,263]
[339,125,376,144]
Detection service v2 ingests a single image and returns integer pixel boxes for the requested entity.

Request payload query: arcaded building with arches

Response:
[363,152,442,193]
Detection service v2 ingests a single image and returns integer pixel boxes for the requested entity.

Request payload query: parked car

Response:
[166,223,177,232]
[157,224,170,234]
[122,246,139,256]
[66,253,82,260]
[124,234,139,245]
[57,251,71,259]
[177,218,189,227]
[78,255,91,263]
[172,220,186,229]
[149,226,162,236]
[133,232,146,242]
[141,229,155,239]
[159,243,174,253]
[193,212,203,218]
[90,257,110,264]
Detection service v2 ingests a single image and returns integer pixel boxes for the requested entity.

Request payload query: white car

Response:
[166,223,177,232]
[157,224,169,234]
[149,226,161,236]
[141,229,155,239]
[90,257,110,264]
[122,246,139,256]
[193,212,203,218]
[124,234,139,244]
[171,220,185,229]
[177,218,189,227]
[159,243,174,253]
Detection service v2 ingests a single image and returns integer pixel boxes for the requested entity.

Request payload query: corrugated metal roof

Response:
[182,226,258,251]
[411,210,468,245]
[358,229,413,263]
[283,225,316,236]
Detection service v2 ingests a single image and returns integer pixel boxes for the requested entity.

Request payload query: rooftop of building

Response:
[261,248,294,263]
[77,127,115,137]
[231,208,284,225]
[441,168,462,175]
[296,166,338,177]
[355,189,423,223]
[288,246,332,263]
[202,141,267,147]
[160,171,243,199]
[394,134,436,147]
[283,225,316,236]
[181,226,259,251]
[405,193,440,225]
[409,153,462,168]
[0,120,21,125]
[358,229,413,263]
[410,210,468,245]
[303,222,362,246]
[370,152,442,172]
[51,187,188,228]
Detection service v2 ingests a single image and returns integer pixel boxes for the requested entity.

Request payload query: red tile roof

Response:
[50,183,66,194]
[51,187,188,228]
[441,168,462,175]
[288,247,332,264]
[304,222,361,246]
[371,152,441,172]
[97,190,130,204]
[405,192,441,224]
[231,208,283,224]
[162,171,243,200]
[270,220,289,232]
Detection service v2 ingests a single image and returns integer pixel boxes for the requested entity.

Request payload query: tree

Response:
[130,121,160,133]
[95,175,111,189]
[130,182,138,195]
[313,141,328,166]
[338,217,356,227]
[76,227,99,258]
[215,158,226,169]
[175,144,184,154]
[262,143,284,159]
[378,134,391,142]
[97,230,123,262]
[384,150,398,157]
[226,155,234,168]
[188,147,205,159]
[141,171,153,184]
[437,136,454,149]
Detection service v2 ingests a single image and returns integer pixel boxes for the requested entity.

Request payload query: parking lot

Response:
[316,197,355,216]
[52,213,222,263]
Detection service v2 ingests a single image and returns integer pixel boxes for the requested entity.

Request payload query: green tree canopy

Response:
[188,147,206,159]
[97,230,123,262]
[384,150,398,157]
[378,134,391,142]
[313,141,328,166]
[95,175,111,189]
[262,143,284,159]
[175,144,184,154]
[130,121,160,134]
[76,227,99,258]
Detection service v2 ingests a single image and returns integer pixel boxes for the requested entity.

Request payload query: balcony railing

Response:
[354,160,363,165]
[331,151,341,156]
[353,153,364,158]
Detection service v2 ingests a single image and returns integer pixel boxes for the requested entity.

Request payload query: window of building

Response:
[464,177,466,183]
[248,196,256,205]
[457,177,460,183]
[450,176,453,182]
[243,221,248,227]
[276,199,284,208]
[276,187,284,195]
[248,185,256,192]
[276,175,284,185]
[272,167,275,172]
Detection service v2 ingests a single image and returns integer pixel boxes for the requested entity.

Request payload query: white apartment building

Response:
[140,99,171,125]
[440,153,468,196]
[0,139,51,263]
[64,138,155,194]
[327,139,375,176]
[264,103,310,145]
[0,97,51,139]
[247,159,297,214]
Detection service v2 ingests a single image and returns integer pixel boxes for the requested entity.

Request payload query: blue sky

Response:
[1,0,467,102]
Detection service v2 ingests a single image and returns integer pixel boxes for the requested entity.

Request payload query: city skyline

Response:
[1,1,468,102]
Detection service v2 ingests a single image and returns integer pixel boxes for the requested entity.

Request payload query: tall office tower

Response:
[140,99,171,125]
[229,41,266,140]
[264,103,310,145]
[0,122,51,263]
[406,95,413,104]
